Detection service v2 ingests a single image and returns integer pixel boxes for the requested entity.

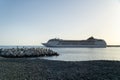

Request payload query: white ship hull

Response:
[42,44,106,48]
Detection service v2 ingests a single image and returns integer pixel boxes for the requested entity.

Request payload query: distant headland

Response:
[107,45,120,47]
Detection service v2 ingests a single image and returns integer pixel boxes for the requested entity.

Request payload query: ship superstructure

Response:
[42,37,107,48]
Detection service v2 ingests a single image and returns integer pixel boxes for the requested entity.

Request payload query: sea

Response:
[0,46,120,61]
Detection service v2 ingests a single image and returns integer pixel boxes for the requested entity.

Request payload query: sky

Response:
[0,0,120,45]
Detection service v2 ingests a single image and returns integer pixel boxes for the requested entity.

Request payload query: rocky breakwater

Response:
[0,47,59,58]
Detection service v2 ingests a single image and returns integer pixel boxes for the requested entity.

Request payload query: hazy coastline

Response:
[107,45,120,47]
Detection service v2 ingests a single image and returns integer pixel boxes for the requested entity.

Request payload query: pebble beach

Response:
[0,58,120,80]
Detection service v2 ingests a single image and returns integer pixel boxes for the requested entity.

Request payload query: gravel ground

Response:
[0,58,120,80]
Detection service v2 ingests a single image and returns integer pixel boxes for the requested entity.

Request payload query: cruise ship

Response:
[42,37,107,48]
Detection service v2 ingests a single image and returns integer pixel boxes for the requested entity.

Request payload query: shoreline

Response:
[0,58,120,80]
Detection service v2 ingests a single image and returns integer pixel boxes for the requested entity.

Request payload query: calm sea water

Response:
[0,46,120,61]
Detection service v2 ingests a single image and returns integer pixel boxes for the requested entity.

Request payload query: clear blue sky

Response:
[0,0,120,45]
